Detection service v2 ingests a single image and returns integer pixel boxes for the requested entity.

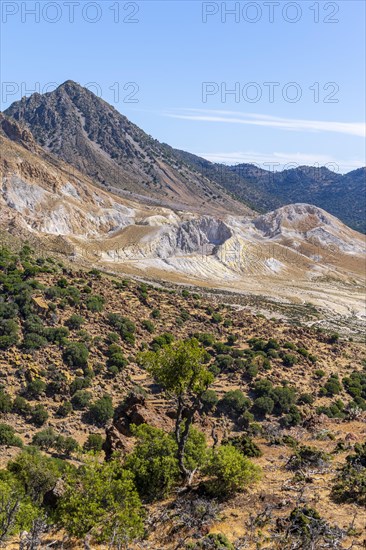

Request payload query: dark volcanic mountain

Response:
[172,152,366,233]
[3,81,248,216]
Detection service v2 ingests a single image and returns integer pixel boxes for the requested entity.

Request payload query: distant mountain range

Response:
[4,80,366,233]
[173,153,366,234]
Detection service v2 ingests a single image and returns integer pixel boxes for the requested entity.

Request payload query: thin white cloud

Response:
[165,109,365,138]
[197,151,365,174]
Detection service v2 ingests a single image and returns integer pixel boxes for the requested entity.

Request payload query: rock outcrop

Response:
[103,392,173,460]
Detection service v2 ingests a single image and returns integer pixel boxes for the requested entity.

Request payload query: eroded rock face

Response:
[103,392,173,460]
[0,113,37,152]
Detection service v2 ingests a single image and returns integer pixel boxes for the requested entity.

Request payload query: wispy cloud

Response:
[164,109,365,138]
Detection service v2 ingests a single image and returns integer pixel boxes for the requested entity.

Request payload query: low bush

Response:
[0,423,23,447]
[203,445,261,497]
[88,395,114,426]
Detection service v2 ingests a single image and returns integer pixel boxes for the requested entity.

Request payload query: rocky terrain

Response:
[0,84,366,550]
[4,82,248,216]
[0,245,365,549]
[1,113,365,337]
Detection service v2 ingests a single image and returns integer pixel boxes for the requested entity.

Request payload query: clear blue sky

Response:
[1,0,365,173]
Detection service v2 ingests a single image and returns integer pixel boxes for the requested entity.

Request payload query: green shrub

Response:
[281,405,302,427]
[70,376,91,394]
[218,390,251,417]
[215,354,234,371]
[223,434,262,458]
[22,332,47,351]
[141,319,155,333]
[107,348,128,371]
[193,333,215,347]
[246,363,259,379]
[298,393,314,405]
[88,395,114,426]
[203,445,261,497]
[0,318,19,349]
[187,533,234,550]
[71,390,92,410]
[287,445,330,471]
[272,386,297,414]
[124,424,179,501]
[239,410,254,429]
[26,378,46,399]
[150,332,174,351]
[54,435,79,456]
[211,313,222,324]
[0,423,23,447]
[253,378,273,397]
[12,395,32,416]
[31,404,49,427]
[343,371,366,399]
[201,389,219,411]
[7,447,63,504]
[107,313,136,344]
[57,459,144,542]
[282,353,298,367]
[56,400,73,417]
[0,476,40,542]
[83,433,104,453]
[65,314,85,330]
[283,342,296,350]
[321,375,342,397]
[86,295,105,312]
[32,427,57,450]
[0,390,12,413]
[314,369,325,378]
[63,341,89,369]
[253,396,274,416]
[331,442,366,505]
[316,400,346,419]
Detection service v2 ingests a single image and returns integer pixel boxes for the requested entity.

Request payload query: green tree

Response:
[124,424,179,501]
[0,478,40,543]
[57,459,143,544]
[139,338,213,483]
[7,448,63,504]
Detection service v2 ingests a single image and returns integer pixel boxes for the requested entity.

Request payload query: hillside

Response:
[172,152,366,234]
[1,112,365,337]
[0,244,365,548]
[3,82,249,216]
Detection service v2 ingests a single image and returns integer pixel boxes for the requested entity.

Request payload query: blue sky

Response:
[1,0,365,173]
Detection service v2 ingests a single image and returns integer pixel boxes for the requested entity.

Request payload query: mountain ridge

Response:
[4,81,249,217]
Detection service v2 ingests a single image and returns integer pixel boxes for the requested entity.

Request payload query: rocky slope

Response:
[0,246,365,549]
[1,113,365,328]
[4,81,249,216]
